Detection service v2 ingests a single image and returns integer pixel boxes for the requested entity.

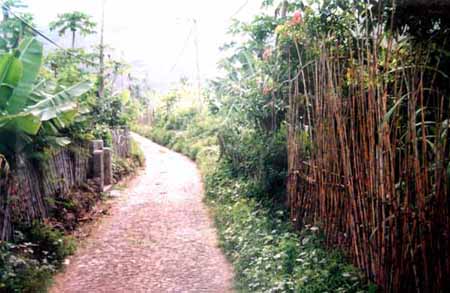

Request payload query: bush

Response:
[112,142,144,181]
[92,124,113,147]
[0,241,54,293]
[0,223,76,292]
[164,107,197,131]
[21,223,76,266]
[130,139,145,167]
[218,125,288,200]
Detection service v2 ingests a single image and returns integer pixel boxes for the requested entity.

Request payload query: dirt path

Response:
[51,134,234,293]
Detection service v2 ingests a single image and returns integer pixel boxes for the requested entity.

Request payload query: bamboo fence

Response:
[287,8,449,292]
[0,129,132,241]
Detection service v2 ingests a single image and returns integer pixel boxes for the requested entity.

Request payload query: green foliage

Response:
[21,223,76,265]
[0,0,34,49]
[130,139,145,167]
[43,45,145,144]
[0,223,76,292]
[0,241,53,293]
[93,90,141,128]
[218,125,287,199]
[205,165,366,292]
[49,11,96,48]
[92,124,112,146]
[0,37,92,161]
[111,139,145,181]
[139,106,219,162]
[45,48,97,85]
[112,155,141,181]
[164,107,197,131]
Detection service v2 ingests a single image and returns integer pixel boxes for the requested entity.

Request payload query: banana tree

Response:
[0,37,92,160]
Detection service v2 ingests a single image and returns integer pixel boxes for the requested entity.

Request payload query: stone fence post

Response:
[103,147,113,186]
[89,140,105,192]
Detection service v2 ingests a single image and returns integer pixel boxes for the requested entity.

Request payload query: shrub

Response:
[20,223,76,267]
[92,124,113,147]
[0,241,54,293]
[130,139,145,167]
[0,223,76,292]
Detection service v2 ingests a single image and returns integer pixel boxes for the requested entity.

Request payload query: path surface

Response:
[51,134,234,293]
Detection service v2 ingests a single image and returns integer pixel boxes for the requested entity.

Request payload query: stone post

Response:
[92,150,104,192]
[103,147,113,186]
[89,140,104,178]
[90,140,104,153]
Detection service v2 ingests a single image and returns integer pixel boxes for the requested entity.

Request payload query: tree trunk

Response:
[98,0,106,98]
[280,0,288,18]
[71,30,76,49]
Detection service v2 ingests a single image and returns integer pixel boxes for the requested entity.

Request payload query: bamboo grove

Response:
[285,1,449,291]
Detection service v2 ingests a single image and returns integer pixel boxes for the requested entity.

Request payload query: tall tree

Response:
[49,11,96,49]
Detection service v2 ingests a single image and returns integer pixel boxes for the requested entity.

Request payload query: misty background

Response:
[24,0,263,92]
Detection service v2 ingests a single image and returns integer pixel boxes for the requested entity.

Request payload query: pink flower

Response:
[263,86,272,95]
[263,48,272,61]
[290,10,303,25]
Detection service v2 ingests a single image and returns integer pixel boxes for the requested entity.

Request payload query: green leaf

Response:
[381,95,406,127]
[0,113,42,135]
[45,136,72,147]
[0,38,8,54]
[6,37,43,114]
[27,80,91,121]
[0,54,23,107]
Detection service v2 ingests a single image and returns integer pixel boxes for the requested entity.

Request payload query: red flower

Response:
[290,10,303,25]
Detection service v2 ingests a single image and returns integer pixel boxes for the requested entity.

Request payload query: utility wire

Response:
[169,0,249,76]
[1,2,99,66]
[169,23,195,73]
[230,0,249,19]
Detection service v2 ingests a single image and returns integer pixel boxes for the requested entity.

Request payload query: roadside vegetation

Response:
[138,0,449,291]
[137,97,370,292]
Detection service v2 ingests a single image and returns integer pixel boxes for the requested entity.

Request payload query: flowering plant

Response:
[290,10,303,26]
[275,10,305,43]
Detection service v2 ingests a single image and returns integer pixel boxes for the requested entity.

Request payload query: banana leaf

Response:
[0,112,41,135]
[27,80,91,121]
[6,37,43,114]
[0,53,23,108]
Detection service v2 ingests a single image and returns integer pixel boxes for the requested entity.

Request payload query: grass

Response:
[204,164,367,292]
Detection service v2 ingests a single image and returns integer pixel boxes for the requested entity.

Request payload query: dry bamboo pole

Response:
[286,5,449,289]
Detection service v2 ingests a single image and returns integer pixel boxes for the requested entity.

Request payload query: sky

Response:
[24,0,263,92]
